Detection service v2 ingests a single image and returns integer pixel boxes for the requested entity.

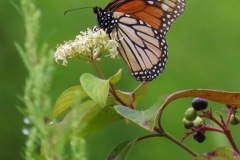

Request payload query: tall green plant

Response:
[16,0,86,159]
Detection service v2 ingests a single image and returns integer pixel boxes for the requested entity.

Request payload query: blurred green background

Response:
[1,0,240,159]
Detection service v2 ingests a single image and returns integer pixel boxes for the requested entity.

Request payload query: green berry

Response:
[183,118,194,129]
[184,108,197,121]
[193,117,203,128]
[230,114,240,125]
[192,98,208,111]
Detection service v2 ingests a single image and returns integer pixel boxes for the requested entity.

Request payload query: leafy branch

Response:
[53,26,240,159]
[52,27,240,160]
[53,53,240,159]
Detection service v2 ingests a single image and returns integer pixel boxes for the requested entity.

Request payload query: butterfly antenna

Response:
[64,7,93,16]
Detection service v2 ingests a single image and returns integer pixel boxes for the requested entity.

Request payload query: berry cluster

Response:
[182,97,239,144]
[183,98,208,143]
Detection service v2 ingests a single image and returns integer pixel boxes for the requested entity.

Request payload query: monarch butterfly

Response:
[93,0,186,81]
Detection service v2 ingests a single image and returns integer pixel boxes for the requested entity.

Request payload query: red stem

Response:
[109,83,128,107]
[202,126,224,133]
[224,107,239,154]
[225,130,239,154]
[181,126,224,143]
[204,108,239,154]
[207,113,226,130]
[128,93,134,109]
[225,107,235,127]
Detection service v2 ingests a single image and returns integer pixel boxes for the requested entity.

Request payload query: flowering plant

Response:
[55,27,119,65]
[52,27,240,159]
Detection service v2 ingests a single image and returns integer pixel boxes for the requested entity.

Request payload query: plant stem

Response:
[224,107,239,153]
[225,107,235,127]
[154,127,198,157]
[202,126,224,133]
[136,128,198,157]
[136,134,161,142]
[109,83,128,107]
[225,130,240,154]
[92,60,105,79]
[91,60,129,107]
[207,113,226,131]
[162,130,199,157]
[204,110,240,153]
[155,97,199,157]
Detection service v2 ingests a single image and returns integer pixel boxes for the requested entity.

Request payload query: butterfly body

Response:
[93,0,186,81]
[93,7,118,33]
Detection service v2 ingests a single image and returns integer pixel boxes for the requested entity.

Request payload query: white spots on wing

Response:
[162,4,170,11]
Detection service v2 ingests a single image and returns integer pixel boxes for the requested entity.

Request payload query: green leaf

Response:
[133,82,151,101]
[114,96,165,131]
[64,100,98,121]
[52,100,97,146]
[109,69,122,84]
[15,43,31,72]
[53,86,88,118]
[79,106,122,137]
[53,99,122,144]
[61,97,121,137]
[10,0,23,17]
[114,82,151,107]
[115,90,132,106]
[106,140,136,160]
[80,73,109,106]
[105,96,117,107]
[193,146,240,160]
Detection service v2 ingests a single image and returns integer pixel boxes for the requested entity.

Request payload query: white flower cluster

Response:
[55,27,119,65]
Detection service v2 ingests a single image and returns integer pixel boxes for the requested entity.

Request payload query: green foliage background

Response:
[1,0,240,159]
